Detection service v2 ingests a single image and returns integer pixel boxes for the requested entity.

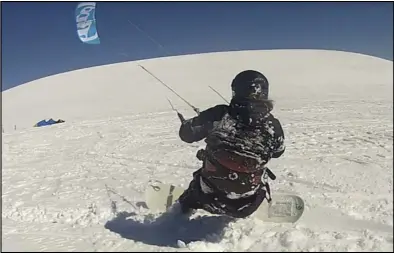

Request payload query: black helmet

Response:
[231,70,269,101]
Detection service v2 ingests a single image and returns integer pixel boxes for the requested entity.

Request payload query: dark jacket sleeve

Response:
[270,116,286,158]
[179,105,228,143]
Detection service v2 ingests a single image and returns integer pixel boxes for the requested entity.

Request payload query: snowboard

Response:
[145,182,304,223]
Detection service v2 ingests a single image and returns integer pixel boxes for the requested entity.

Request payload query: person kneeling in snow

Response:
[177,70,285,219]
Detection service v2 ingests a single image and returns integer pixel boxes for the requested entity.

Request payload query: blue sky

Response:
[2,1,393,91]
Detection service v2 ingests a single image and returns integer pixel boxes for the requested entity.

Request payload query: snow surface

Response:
[2,49,393,251]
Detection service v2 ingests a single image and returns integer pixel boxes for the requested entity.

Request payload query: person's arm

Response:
[179,105,228,143]
[270,117,286,158]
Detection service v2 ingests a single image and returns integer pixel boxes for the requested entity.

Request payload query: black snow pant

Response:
[178,168,268,219]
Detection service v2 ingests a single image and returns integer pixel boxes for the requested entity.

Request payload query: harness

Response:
[196,148,276,201]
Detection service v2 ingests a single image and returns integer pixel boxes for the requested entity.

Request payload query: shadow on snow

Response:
[104,210,234,248]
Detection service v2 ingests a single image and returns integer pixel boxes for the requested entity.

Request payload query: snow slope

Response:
[2,49,393,251]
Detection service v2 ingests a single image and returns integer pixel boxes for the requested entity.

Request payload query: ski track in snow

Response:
[2,50,393,252]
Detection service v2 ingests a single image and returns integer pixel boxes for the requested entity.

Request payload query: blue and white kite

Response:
[75,2,100,44]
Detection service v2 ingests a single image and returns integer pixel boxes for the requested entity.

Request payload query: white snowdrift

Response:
[2,49,393,252]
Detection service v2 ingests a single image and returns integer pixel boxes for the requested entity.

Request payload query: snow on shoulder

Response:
[2,50,393,252]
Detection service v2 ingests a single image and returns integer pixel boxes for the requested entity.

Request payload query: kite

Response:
[75,2,100,44]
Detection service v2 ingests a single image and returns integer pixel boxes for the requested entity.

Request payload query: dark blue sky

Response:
[2,1,393,91]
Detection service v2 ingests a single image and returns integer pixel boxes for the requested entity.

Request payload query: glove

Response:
[196,149,206,161]
[177,112,185,123]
